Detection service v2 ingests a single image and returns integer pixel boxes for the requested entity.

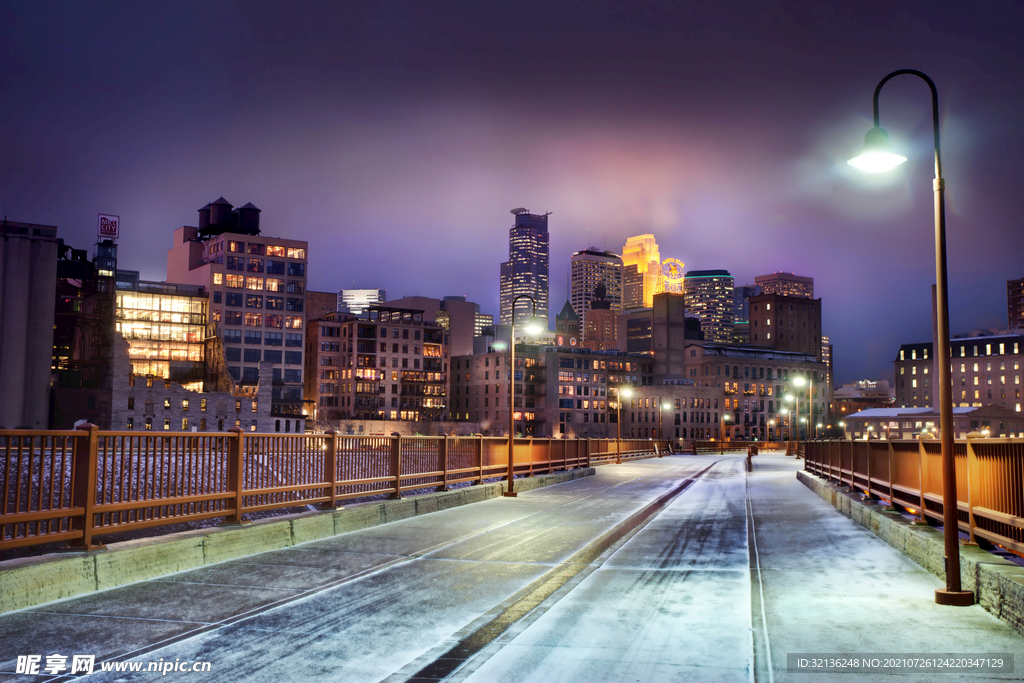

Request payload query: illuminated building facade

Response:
[166,198,308,423]
[894,333,1024,413]
[339,288,386,316]
[683,269,735,343]
[475,312,494,337]
[500,209,550,329]
[754,272,814,298]
[115,277,208,388]
[621,235,662,308]
[570,248,622,332]
[304,306,446,423]
[684,342,828,440]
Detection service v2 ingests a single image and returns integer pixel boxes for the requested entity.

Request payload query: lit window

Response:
[213,272,223,285]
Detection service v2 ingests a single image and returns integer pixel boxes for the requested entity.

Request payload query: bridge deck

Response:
[2,454,1021,682]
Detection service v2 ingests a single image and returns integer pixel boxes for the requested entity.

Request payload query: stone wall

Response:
[110,335,302,433]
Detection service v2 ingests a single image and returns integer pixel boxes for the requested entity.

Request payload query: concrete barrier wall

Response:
[798,469,1024,636]
[0,468,595,614]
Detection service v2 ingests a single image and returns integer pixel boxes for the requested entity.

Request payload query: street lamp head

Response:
[785,394,794,402]
[620,387,633,398]
[793,376,806,387]
[848,126,907,173]
[723,414,730,422]
[780,408,788,415]
[492,341,508,352]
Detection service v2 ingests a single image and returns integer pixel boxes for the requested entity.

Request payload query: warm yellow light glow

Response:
[793,377,806,387]
[848,151,907,173]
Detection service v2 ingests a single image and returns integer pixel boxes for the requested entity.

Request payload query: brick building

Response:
[304,306,446,425]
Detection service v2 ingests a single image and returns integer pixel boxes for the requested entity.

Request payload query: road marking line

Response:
[746,461,775,683]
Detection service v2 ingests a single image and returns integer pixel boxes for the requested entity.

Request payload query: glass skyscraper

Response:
[500,209,550,328]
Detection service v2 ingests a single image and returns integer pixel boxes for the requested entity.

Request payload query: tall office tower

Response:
[570,248,622,333]
[339,288,386,316]
[584,283,626,352]
[621,235,662,308]
[822,334,833,393]
[733,284,761,343]
[499,208,550,329]
[754,272,814,298]
[622,264,643,309]
[683,269,735,343]
[166,198,308,426]
[1008,277,1024,329]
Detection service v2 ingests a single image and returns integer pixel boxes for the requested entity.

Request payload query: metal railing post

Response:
[917,436,928,521]
[474,434,483,484]
[71,423,101,549]
[225,427,246,524]
[322,430,339,510]
[390,433,403,499]
[439,435,449,491]
[965,433,980,544]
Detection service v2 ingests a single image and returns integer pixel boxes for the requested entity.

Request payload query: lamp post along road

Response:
[501,294,542,498]
[849,69,971,606]
[616,386,632,464]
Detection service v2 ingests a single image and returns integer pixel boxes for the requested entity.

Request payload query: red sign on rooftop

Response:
[97,214,120,239]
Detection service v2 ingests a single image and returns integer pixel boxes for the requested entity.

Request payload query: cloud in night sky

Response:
[2,0,1023,386]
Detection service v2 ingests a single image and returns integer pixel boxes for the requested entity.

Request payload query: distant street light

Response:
[848,69,971,607]
[502,294,543,498]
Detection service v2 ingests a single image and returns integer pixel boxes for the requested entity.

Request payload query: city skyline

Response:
[2,1,1024,387]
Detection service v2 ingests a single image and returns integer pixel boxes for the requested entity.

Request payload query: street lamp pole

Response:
[504,294,541,498]
[616,386,632,464]
[661,401,672,456]
[848,69,971,606]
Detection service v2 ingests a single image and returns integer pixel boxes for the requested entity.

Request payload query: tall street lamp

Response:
[784,393,796,438]
[501,294,543,498]
[616,386,633,464]
[848,69,971,607]
[722,412,731,441]
[793,376,814,439]
[780,408,789,440]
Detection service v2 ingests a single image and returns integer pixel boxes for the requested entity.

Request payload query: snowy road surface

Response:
[2,453,1022,682]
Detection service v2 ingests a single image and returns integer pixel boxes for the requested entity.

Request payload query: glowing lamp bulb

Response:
[848,126,907,173]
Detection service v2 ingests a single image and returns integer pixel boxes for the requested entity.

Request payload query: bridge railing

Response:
[689,440,788,454]
[803,437,1024,555]
[0,427,668,551]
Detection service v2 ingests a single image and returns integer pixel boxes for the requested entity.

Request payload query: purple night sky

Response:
[2,1,1023,387]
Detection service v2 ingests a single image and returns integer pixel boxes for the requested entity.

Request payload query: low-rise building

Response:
[683,342,830,440]
[841,405,1024,440]
[450,345,654,437]
[894,331,1024,412]
[624,382,725,440]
